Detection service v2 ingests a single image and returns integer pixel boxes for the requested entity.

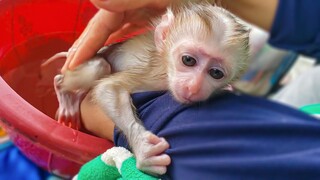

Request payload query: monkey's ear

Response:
[154,9,174,52]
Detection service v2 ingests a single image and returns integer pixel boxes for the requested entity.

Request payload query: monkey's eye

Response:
[182,55,196,66]
[209,68,224,79]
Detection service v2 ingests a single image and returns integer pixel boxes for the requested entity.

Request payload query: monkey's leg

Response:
[54,56,111,130]
[54,75,86,129]
[93,76,171,175]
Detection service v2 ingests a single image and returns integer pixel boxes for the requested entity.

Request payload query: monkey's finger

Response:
[142,154,171,166]
[146,132,163,145]
[72,111,81,130]
[62,10,124,72]
[139,165,167,176]
[90,0,169,12]
[145,138,170,157]
[60,110,72,127]
[57,112,66,125]
[65,116,73,128]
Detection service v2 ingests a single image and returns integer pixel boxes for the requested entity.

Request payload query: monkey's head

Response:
[154,2,250,104]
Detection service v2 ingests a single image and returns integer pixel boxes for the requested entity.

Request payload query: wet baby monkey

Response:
[50,2,250,176]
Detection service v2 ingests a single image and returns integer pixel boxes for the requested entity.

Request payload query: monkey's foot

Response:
[134,131,171,176]
[54,75,85,130]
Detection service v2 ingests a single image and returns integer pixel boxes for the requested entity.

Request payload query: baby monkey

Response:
[51,2,250,176]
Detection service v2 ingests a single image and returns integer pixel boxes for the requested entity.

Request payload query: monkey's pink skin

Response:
[0,0,114,178]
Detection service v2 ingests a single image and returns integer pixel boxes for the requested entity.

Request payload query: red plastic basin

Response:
[0,0,113,178]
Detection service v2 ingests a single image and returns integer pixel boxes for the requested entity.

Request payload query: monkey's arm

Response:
[92,72,171,175]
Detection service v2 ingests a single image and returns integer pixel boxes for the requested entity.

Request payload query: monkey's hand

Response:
[54,75,86,129]
[132,131,171,176]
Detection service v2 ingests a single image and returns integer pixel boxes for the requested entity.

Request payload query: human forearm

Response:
[80,93,115,141]
[218,0,279,31]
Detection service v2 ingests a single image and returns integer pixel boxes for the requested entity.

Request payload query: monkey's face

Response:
[167,42,234,104]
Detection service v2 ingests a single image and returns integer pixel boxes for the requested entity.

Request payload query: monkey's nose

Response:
[187,74,203,95]
[180,85,199,103]
[187,84,201,96]
[187,77,201,96]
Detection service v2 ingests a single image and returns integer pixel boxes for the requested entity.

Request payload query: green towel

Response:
[300,104,320,118]
[76,147,158,180]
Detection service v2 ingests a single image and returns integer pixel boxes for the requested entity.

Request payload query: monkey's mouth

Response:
[173,93,193,104]
[181,98,193,104]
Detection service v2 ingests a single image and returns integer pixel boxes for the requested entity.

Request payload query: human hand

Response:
[61,0,170,73]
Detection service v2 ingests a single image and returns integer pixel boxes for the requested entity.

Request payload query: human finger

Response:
[62,10,124,72]
[90,0,169,12]
[105,23,149,44]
